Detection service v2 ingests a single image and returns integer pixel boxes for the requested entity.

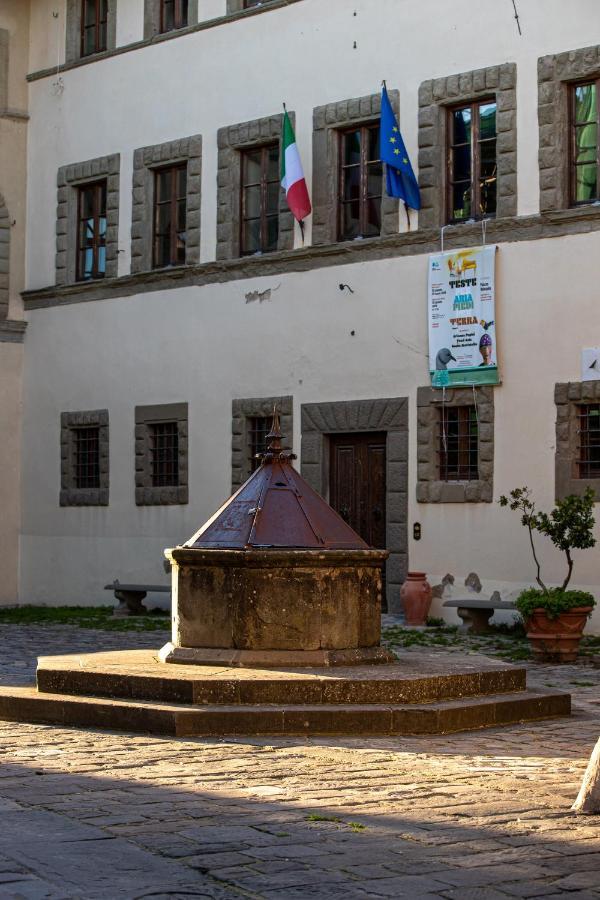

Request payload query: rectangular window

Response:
[160,0,188,32]
[150,422,179,487]
[447,100,497,223]
[74,426,101,489]
[438,406,479,481]
[248,416,270,471]
[338,124,382,241]
[571,81,599,205]
[240,144,279,256]
[153,164,187,268]
[577,404,600,478]
[77,181,107,281]
[80,0,108,57]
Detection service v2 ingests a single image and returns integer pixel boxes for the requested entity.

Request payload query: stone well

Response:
[160,414,392,667]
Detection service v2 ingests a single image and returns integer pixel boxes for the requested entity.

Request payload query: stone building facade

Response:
[5,0,600,629]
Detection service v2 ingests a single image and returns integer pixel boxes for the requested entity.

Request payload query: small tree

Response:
[499,487,596,592]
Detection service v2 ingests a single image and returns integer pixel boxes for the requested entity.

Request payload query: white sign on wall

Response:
[428,245,499,387]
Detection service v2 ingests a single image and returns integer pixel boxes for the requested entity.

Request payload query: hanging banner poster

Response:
[428,245,499,387]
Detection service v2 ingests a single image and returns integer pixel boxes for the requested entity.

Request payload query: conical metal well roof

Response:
[184,412,369,551]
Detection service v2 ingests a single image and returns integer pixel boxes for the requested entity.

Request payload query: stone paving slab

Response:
[0,623,598,899]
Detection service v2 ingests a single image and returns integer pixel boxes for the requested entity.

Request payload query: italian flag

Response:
[281,109,311,223]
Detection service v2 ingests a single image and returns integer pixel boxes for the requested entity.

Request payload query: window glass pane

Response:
[574,83,597,124]
[266,215,278,251]
[367,163,382,198]
[83,26,96,56]
[453,107,471,145]
[180,0,189,25]
[266,145,279,180]
[575,122,598,163]
[243,150,262,185]
[83,0,97,27]
[266,181,280,215]
[241,219,261,255]
[479,140,497,177]
[162,0,175,30]
[340,202,360,240]
[82,247,93,279]
[176,197,186,233]
[452,145,471,183]
[478,102,497,139]
[243,185,261,219]
[99,0,108,19]
[177,166,187,198]
[156,202,171,236]
[154,234,170,267]
[98,214,107,239]
[343,130,362,166]
[575,163,598,202]
[98,19,107,50]
[367,127,381,162]
[342,166,361,202]
[452,183,471,221]
[97,245,106,275]
[156,170,171,203]
[81,186,94,220]
[365,197,381,236]
[480,176,496,217]
[175,234,186,264]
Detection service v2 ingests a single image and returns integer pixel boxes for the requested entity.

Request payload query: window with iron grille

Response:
[135,403,188,505]
[80,0,108,57]
[74,427,101,489]
[438,406,479,481]
[447,100,497,223]
[240,144,280,256]
[149,422,179,487]
[76,181,107,281]
[153,164,187,269]
[60,409,109,506]
[577,404,600,478]
[248,416,270,471]
[160,0,188,32]
[338,124,382,241]
[570,81,599,206]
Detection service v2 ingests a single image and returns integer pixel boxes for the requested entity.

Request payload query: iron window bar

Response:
[149,422,180,487]
[74,426,101,489]
[438,406,479,481]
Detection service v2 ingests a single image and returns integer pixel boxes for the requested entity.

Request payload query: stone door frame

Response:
[300,398,408,613]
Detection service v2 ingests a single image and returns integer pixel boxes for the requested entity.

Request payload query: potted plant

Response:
[499,487,596,662]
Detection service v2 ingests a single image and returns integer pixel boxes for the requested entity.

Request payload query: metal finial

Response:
[266,405,282,453]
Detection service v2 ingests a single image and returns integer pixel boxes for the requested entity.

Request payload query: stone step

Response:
[0,686,570,737]
[35,649,528,706]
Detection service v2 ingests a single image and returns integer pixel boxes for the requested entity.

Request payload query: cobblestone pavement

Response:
[0,623,598,899]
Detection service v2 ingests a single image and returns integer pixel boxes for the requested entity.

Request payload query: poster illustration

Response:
[428,245,499,387]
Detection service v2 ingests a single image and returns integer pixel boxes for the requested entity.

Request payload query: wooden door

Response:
[329,432,386,552]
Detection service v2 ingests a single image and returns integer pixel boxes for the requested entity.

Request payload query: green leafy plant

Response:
[499,486,596,592]
[515,587,595,620]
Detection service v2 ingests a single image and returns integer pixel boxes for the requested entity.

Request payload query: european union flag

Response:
[380,85,421,210]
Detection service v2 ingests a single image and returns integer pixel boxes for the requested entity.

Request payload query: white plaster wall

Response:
[19,0,600,633]
[0,343,23,606]
[19,234,600,633]
[25,0,600,289]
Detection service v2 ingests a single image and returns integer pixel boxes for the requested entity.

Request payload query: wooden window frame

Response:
[153,163,187,269]
[337,123,382,242]
[80,0,108,57]
[446,98,497,224]
[438,405,479,482]
[76,180,107,282]
[569,78,600,207]
[239,143,279,257]
[160,0,188,32]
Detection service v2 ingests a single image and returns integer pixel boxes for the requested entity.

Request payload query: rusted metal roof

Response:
[184,412,369,551]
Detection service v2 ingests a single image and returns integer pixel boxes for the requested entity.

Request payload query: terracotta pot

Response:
[400,572,432,626]
[525,606,592,663]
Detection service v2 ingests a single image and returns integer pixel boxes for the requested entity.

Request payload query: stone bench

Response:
[104,581,171,618]
[443,598,516,634]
